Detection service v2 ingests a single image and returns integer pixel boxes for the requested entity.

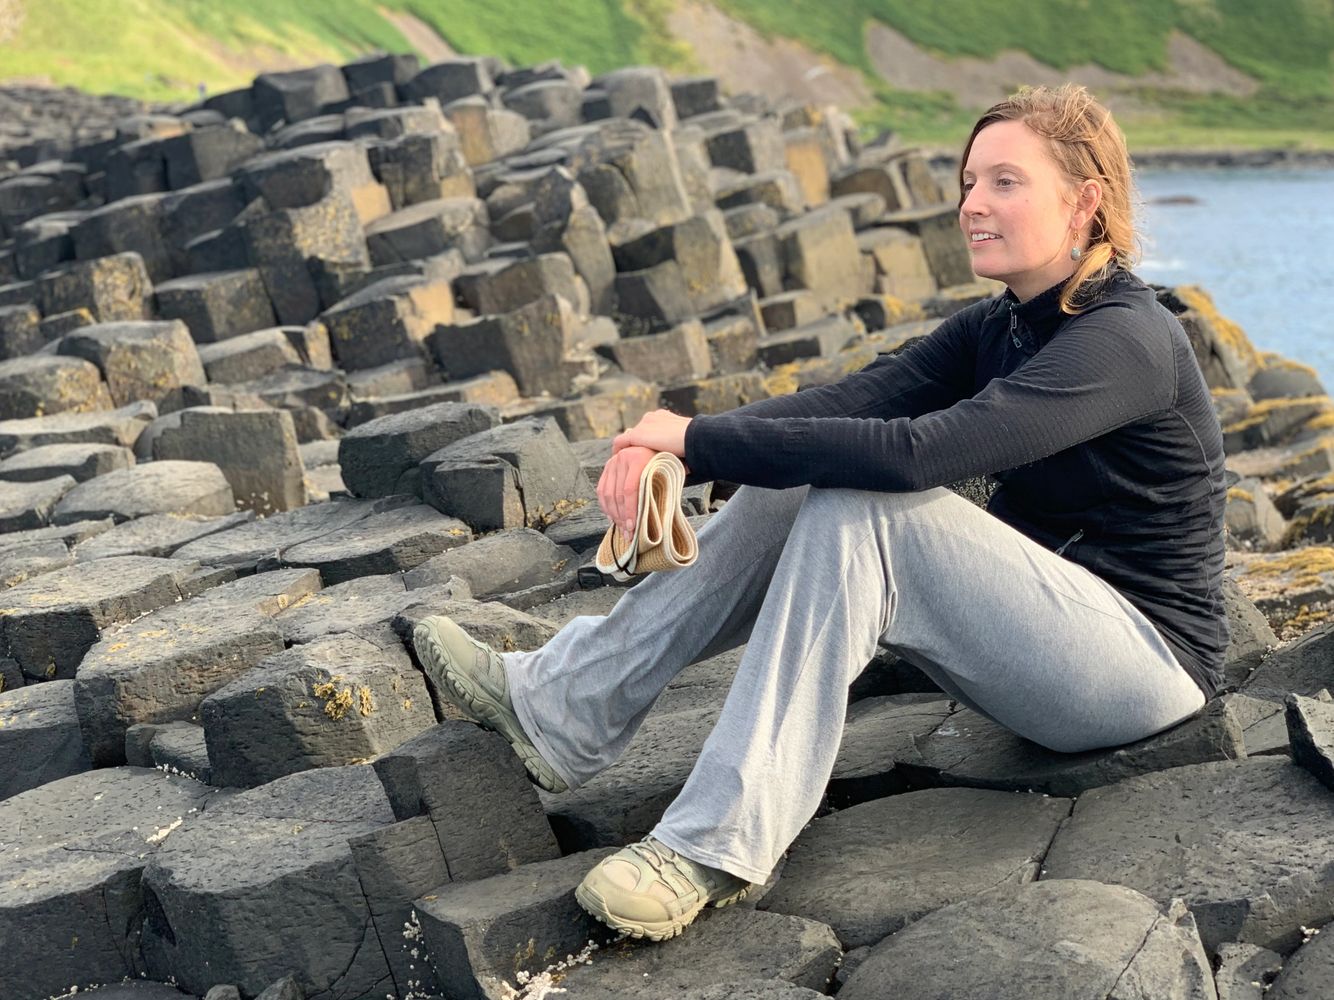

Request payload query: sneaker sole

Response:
[573,879,751,942]
[412,620,568,794]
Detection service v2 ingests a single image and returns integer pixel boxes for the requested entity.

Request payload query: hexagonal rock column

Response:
[0,679,91,801]
[0,555,220,681]
[0,400,157,457]
[52,460,235,525]
[0,354,111,420]
[0,441,135,484]
[277,503,472,584]
[36,251,153,324]
[0,768,217,1000]
[140,766,397,999]
[837,880,1214,1000]
[150,407,307,514]
[201,630,435,788]
[1042,755,1334,954]
[420,417,589,532]
[73,568,319,766]
[757,788,1071,949]
[428,294,585,397]
[57,320,206,408]
[321,274,455,372]
[337,400,499,499]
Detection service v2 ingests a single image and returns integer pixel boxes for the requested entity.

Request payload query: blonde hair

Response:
[959,84,1138,314]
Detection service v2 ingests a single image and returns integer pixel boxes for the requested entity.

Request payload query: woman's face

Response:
[959,120,1088,302]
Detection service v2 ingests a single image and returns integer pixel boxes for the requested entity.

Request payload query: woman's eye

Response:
[996,177,1016,188]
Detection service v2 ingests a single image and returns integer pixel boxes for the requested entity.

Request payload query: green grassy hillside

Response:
[2,0,1331,149]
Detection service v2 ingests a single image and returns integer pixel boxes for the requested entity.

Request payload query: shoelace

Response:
[628,838,725,893]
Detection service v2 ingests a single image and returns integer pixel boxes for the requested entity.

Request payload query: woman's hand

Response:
[611,409,692,459]
[598,410,693,537]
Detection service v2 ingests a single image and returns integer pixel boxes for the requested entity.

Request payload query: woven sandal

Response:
[594,452,698,583]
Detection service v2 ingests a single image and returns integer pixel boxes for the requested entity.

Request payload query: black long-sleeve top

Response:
[684,269,1229,697]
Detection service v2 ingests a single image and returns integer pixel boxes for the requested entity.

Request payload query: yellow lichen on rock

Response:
[358,686,374,717]
[312,680,355,721]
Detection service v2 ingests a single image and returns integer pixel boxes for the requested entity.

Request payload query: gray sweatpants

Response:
[504,485,1206,884]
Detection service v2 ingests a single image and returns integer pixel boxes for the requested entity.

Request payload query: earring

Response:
[1070,245,1082,261]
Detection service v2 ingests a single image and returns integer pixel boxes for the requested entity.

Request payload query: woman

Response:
[413,84,1228,942]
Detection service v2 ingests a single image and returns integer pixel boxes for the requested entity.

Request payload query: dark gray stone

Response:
[775,206,862,304]
[0,354,110,420]
[273,574,468,645]
[151,408,307,514]
[72,197,174,282]
[171,496,386,570]
[254,976,303,1000]
[201,630,434,788]
[321,274,454,371]
[0,474,77,532]
[148,721,213,783]
[72,568,316,765]
[556,908,842,999]
[363,197,489,265]
[141,766,396,999]
[757,316,859,366]
[372,720,561,881]
[429,294,584,397]
[73,511,255,561]
[403,528,575,597]
[195,327,306,383]
[1214,942,1283,1000]
[826,695,954,808]
[880,204,975,289]
[52,460,235,525]
[392,599,557,668]
[1242,619,1334,703]
[254,65,351,130]
[1224,575,1279,687]
[1286,692,1334,789]
[58,320,206,408]
[0,768,216,1000]
[895,697,1245,797]
[838,880,1214,1000]
[279,503,472,584]
[759,788,1071,948]
[1267,926,1334,998]
[0,400,157,457]
[1042,756,1334,953]
[1,555,220,681]
[415,848,616,999]
[420,418,589,532]
[338,401,500,499]
[348,817,449,1000]
[0,536,74,587]
[0,680,91,801]
[154,269,277,344]
[0,441,134,484]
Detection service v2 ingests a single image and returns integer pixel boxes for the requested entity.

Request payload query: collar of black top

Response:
[1003,267,1133,344]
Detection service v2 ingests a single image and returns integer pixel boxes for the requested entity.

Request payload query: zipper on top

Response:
[1054,528,1084,556]
[1009,307,1022,349]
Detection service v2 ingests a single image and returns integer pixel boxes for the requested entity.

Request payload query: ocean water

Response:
[1134,168,1334,390]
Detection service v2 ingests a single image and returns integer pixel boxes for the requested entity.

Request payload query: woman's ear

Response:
[1072,178,1103,230]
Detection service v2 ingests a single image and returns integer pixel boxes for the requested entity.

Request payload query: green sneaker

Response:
[575,835,752,941]
[411,614,568,794]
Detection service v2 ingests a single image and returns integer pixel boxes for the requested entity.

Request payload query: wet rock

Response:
[0,679,91,801]
[141,766,396,999]
[72,510,254,561]
[838,880,1213,1000]
[0,473,77,531]
[1286,692,1334,790]
[759,788,1070,948]
[338,401,499,499]
[372,720,562,881]
[0,354,110,420]
[0,554,221,681]
[1042,756,1334,953]
[420,417,589,532]
[151,407,306,514]
[0,441,134,483]
[57,320,206,408]
[201,630,434,788]
[895,697,1244,797]
[0,399,156,457]
[0,768,216,1000]
[414,848,616,998]
[555,909,841,999]
[72,569,316,765]
[52,460,235,525]
[403,527,576,598]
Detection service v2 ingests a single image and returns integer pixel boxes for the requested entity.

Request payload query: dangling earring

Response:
[1070,244,1082,261]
